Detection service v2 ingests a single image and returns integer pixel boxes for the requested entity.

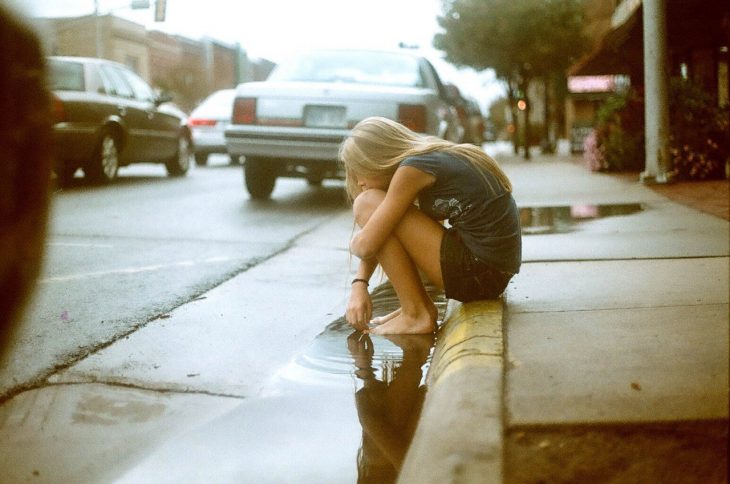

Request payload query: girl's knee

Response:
[352,189,386,226]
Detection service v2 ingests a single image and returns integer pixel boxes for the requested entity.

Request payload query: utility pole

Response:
[94,0,102,58]
[641,0,672,184]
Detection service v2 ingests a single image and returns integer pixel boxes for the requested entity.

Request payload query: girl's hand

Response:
[346,284,372,332]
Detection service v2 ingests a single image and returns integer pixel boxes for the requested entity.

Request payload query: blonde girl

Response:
[341,117,521,334]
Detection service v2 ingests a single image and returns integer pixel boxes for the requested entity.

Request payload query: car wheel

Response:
[166,134,191,176]
[85,131,119,183]
[244,157,276,200]
[194,153,208,166]
[306,175,323,187]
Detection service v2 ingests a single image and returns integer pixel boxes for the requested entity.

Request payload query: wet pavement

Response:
[519,203,643,235]
[0,282,447,483]
[1,148,727,483]
[498,152,729,484]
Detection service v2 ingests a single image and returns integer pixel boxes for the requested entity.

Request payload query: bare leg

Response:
[353,190,443,335]
[370,235,437,334]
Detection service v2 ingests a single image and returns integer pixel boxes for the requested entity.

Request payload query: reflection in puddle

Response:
[350,331,434,482]
[275,282,446,483]
[520,203,643,235]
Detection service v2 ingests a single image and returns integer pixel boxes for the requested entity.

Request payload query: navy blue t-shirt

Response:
[400,151,521,274]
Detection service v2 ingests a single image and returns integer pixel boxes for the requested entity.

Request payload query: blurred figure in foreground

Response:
[0,5,54,355]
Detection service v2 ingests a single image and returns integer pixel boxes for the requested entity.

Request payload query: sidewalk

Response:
[402,152,729,483]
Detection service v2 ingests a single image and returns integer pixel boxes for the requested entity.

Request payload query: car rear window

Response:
[269,51,426,88]
[192,90,236,117]
[48,59,85,91]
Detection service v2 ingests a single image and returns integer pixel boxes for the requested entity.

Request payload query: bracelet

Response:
[351,278,369,286]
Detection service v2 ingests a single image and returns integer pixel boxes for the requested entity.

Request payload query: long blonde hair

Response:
[339,116,512,201]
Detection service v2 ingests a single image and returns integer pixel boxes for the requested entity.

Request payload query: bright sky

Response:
[15,0,505,109]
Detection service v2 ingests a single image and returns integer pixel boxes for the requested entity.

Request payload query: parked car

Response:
[48,56,192,185]
[464,98,486,146]
[188,88,237,166]
[225,48,462,199]
[444,83,488,145]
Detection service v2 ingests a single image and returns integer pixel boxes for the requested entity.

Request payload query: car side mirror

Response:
[154,91,173,105]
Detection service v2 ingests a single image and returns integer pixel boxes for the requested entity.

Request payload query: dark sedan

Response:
[48,56,192,185]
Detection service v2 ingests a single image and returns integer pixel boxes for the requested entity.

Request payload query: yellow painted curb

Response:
[429,299,504,385]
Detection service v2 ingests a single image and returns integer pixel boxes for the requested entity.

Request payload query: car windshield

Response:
[268,51,425,88]
[47,59,85,91]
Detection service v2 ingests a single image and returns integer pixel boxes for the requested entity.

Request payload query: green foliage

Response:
[587,78,730,180]
[435,0,588,158]
[434,0,588,80]
[669,78,730,180]
[593,89,645,172]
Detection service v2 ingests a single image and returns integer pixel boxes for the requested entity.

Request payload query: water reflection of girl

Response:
[347,332,434,483]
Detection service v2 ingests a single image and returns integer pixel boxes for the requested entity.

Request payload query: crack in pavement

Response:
[45,380,248,400]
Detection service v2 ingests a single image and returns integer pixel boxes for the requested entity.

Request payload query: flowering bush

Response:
[668,78,730,180]
[582,129,605,171]
[588,79,730,180]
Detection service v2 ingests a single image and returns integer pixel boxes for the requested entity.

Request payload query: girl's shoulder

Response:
[399,151,453,177]
[401,150,457,166]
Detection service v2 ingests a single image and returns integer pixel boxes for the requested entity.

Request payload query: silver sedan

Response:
[225,49,461,199]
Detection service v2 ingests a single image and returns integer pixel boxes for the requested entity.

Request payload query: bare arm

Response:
[349,166,435,260]
[346,257,378,331]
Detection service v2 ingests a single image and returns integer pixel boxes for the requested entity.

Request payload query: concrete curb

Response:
[399,299,505,484]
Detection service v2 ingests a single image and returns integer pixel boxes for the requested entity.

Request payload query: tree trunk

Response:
[507,78,520,155]
[542,76,554,154]
[520,78,531,160]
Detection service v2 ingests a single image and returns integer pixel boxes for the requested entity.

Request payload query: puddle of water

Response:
[264,282,447,483]
[520,203,643,235]
[102,283,447,483]
[278,283,446,387]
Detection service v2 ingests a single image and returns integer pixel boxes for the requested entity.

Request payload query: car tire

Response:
[306,175,323,187]
[194,153,208,166]
[244,157,276,200]
[85,131,119,183]
[166,134,191,177]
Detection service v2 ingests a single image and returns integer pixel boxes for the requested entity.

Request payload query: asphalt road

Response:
[0,156,351,399]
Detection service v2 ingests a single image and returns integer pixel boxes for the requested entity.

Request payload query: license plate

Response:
[304,105,347,128]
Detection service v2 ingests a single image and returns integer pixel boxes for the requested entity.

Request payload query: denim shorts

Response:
[440,229,513,302]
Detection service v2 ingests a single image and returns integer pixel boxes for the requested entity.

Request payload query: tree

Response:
[434,0,587,158]
[488,97,509,139]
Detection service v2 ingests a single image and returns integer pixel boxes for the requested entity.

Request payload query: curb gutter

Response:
[399,299,505,484]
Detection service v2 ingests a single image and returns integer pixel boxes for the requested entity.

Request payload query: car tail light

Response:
[188,118,217,127]
[52,95,66,123]
[397,104,427,133]
[232,97,256,124]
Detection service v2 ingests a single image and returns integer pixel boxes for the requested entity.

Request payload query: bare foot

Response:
[371,307,401,325]
[370,308,437,335]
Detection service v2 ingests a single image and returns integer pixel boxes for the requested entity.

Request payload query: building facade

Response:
[35,14,275,113]
[567,0,730,149]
